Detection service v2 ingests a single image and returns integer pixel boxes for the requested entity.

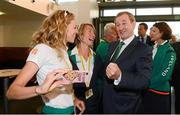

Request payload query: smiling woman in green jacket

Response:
[142,22,176,114]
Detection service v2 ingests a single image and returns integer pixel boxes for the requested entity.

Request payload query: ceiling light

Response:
[0,11,5,15]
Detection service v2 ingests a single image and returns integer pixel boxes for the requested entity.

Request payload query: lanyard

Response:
[79,51,92,72]
[79,50,93,87]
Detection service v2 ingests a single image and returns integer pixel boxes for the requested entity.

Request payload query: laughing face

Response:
[115,14,136,40]
[80,25,95,48]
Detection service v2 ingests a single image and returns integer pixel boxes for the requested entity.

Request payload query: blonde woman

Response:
[6,10,85,114]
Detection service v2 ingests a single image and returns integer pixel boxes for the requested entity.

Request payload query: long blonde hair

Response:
[30,10,75,57]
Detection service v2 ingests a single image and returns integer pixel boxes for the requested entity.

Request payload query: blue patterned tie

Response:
[111,41,125,62]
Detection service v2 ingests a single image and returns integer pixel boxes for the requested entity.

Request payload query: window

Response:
[104,9,135,16]
[98,1,180,40]
[173,7,180,15]
[104,0,170,2]
[136,0,167,1]
[135,21,180,40]
[136,7,172,16]
[49,0,78,4]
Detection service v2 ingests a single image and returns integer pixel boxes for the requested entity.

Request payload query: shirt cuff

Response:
[114,74,122,85]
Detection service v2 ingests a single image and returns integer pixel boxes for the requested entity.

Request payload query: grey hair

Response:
[104,22,116,36]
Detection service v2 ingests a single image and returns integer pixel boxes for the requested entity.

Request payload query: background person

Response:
[6,10,85,114]
[142,22,176,114]
[96,22,119,65]
[137,22,154,46]
[170,34,177,43]
[171,40,180,114]
[102,22,118,43]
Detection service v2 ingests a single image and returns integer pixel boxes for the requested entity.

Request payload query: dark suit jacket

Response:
[100,37,152,113]
[137,35,154,46]
[171,42,180,88]
[171,42,180,115]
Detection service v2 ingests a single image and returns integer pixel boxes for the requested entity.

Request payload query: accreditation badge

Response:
[85,88,93,99]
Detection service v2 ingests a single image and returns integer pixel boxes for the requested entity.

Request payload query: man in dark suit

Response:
[171,41,180,114]
[94,11,152,114]
[137,22,154,46]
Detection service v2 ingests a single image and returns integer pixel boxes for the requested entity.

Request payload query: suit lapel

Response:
[116,37,138,63]
[107,41,119,63]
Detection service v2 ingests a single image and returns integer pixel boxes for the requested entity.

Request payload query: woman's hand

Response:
[35,69,71,95]
[74,97,85,114]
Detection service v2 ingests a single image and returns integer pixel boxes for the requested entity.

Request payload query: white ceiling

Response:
[0,0,46,21]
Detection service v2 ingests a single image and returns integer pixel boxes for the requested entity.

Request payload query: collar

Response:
[144,34,148,39]
[161,40,168,45]
[121,35,134,46]
[71,46,78,56]
[71,46,94,56]
[154,40,168,48]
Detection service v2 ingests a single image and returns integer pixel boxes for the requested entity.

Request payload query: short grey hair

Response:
[104,22,116,36]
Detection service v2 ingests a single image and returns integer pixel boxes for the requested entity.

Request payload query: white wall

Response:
[0,0,98,47]
[2,20,42,47]
[58,0,98,24]
[7,0,50,16]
